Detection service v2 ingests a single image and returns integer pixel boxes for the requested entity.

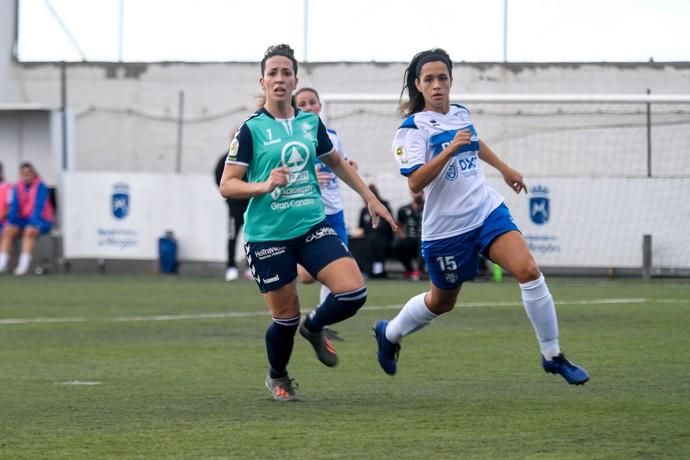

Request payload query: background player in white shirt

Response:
[373,48,589,385]
[294,87,357,306]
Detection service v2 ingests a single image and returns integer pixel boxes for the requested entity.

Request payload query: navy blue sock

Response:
[305,286,367,331]
[265,315,300,379]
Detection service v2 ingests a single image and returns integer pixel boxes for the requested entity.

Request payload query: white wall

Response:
[0,0,17,103]
[61,172,690,270]
[500,178,690,270]
[0,109,63,185]
[2,61,688,178]
[62,172,227,262]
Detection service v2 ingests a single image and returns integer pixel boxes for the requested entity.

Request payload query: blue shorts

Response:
[325,210,348,246]
[245,220,352,293]
[422,203,519,290]
[6,217,52,235]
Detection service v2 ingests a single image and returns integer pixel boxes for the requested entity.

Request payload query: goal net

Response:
[321,93,690,276]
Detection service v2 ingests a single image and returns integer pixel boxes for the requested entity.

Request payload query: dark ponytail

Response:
[399,48,453,117]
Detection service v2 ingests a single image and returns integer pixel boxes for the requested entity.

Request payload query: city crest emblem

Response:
[112,182,130,220]
[445,161,458,181]
[529,185,550,225]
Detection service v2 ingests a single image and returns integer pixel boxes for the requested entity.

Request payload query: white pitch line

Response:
[55,380,102,385]
[0,311,267,325]
[0,316,91,325]
[0,297,660,326]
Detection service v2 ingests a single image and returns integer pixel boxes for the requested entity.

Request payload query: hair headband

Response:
[415,53,452,78]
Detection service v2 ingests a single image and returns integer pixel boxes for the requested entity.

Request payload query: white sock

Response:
[385,292,437,344]
[0,252,8,272]
[520,274,561,359]
[15,253,32,274]
[319,284,331,304]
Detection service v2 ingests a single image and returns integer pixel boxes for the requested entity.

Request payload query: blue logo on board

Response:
[112,183,130,220]
[529,185,550,225]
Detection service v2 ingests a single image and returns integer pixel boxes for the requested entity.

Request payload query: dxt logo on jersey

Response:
[529,185,550,225]
[459,154,477,171]
[111,182,130,220]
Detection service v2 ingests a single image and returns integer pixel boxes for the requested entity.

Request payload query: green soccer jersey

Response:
[226,108,335,242]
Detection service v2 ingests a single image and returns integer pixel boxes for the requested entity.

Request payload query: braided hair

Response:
[399,48,453,117]
[261,44,298,76]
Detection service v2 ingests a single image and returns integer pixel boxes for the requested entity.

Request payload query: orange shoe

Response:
[299,317,338,367]
[265,373,300,402]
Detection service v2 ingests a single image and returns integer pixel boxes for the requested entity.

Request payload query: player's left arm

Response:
[478,140,526,194]
[320,151,397,231]
[316,118,397,230]
[7,186,18,222]
[395,207,407,239]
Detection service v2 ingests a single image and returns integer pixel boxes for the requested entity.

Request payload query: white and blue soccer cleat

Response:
[373,320,400,376]
[542,353,590,385]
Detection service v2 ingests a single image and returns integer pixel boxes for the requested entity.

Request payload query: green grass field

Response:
[1,275,689,459]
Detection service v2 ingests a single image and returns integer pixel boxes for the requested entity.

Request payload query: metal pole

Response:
[118,0,124,62]
[12,0,19,59]
[43,0,88,60]
[642,234,652,280]
[503,0,508,62]
[646,88,652,177]
[60,61,68,170]
[176,91,184,173]
[303,0,309,62]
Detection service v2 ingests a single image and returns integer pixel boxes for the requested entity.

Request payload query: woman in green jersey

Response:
[220,44,396,402]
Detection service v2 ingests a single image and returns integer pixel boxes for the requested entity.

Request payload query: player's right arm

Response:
[478,140,526,194]
[219,123,289,199]
[402,129,472,193]
[220,164,288,199]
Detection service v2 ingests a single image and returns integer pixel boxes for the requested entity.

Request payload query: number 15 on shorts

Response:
[436,256,457,272]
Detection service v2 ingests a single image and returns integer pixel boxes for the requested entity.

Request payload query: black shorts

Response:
[245,220,352,293]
